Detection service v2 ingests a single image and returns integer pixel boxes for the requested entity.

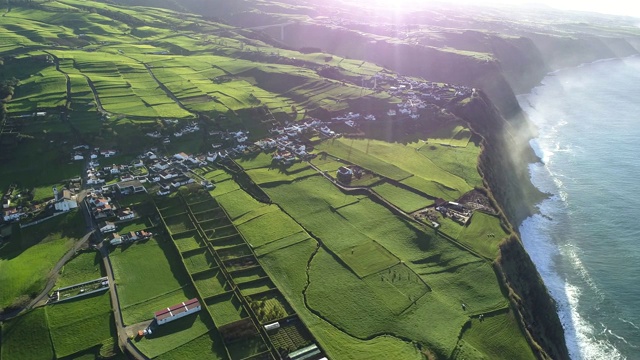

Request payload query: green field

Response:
[372,182,434,213]
[455,312,536,360]
[0,308,54,360]
[109,235,195,324]
[317,138,477,200]
[457,212,509,259]
[55,251,104,289]
[46,292,115,358]
[154,332,227,360]
[0,0,550,358]
[133,312,213,358]
[0,211,83,310]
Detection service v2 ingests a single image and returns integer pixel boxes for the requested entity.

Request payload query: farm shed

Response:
[154,298,201,325]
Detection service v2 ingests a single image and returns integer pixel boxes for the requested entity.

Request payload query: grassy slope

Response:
[0,211,83,310]
[55,251,104,288]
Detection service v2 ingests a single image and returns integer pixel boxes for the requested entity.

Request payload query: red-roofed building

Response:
[154,298,201,325]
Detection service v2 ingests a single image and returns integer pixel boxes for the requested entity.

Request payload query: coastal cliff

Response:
[277,23,640,359]
[451,93,568,360]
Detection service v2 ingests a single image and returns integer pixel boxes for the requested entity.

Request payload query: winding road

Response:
[0,229,94,321]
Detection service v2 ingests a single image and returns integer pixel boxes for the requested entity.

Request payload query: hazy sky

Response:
[379,0,640,19]
[486,0,640,18]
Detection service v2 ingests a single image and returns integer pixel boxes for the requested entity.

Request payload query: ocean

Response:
[518,56,640,360]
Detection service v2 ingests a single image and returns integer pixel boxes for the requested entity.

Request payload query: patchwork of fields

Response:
[0,1,537,359]
[1,250,119,360]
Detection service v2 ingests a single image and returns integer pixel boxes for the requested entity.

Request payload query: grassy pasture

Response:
[0,308,54,360]
[316,140,412,181]
[260,239,423,360]
[6,66,66,113]
[0,211,82,310]
[46,292,115,358]
[153,331,227,360]
[238,277,276,296]
[205,293,247,326]
[457,212,508,259]
[193,270,229,298]
[254,231,312,256]
[173,231,206,252]
[319,138,473,199]
[372,182,434,213]
[236,210,303,248]
[133,312,212,358]
[55,251,103,289]
[182,248,217,273]
[216,244,252,260]
[455,312,536,360]
[109,235,195,324]
[417,141,483,188]
[245,164,318,185]
[214,189,266,220]
[164,213,196,234]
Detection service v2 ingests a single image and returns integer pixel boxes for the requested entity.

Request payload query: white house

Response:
[87,176,105,185]
[117,208,135,221]
[3,208,24,222]
[109,233,123,246]
[206,152,218,163]
[99,221,117,234]
[173,152,190,161]
[54,190,77,212]
[73,154,84,161]
[101,150,117,157]
[146,151,157,160]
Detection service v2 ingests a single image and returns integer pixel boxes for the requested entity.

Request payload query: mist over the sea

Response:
[518,56,640,360]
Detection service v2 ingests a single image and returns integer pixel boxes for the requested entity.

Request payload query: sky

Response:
[487,0,640,19]
[375,0,640,19]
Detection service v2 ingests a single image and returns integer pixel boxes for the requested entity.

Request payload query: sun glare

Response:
[361,0,640,18]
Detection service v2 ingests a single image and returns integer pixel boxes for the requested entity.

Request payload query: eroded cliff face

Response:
[451,93,569,360]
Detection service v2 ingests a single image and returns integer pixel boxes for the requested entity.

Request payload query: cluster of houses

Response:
[71,145,118,162]
[331,112,376,128]
[380,74,474,107]
[87,191,136,222]
[2,182,82,223]
[99,217,153,246]
[146,120,200,144]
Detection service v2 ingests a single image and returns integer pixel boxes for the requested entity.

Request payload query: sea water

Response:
[518,57,640,360]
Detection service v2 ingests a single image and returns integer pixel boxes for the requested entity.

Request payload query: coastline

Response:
[515,56,640,360]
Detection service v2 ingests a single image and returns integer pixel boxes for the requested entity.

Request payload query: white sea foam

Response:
[619,318,640,331]
[519,107,624,359]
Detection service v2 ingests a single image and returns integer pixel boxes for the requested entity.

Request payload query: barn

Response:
[154,298,201,325]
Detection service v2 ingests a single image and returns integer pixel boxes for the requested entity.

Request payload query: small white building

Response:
[117,208,135,221]
[99,221,117,234]
[154,298,201,325]
[109,233,123,246]
[3,208,24,222]
[54,190,78,212]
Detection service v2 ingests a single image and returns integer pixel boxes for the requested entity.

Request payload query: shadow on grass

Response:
[0,210,84,261]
